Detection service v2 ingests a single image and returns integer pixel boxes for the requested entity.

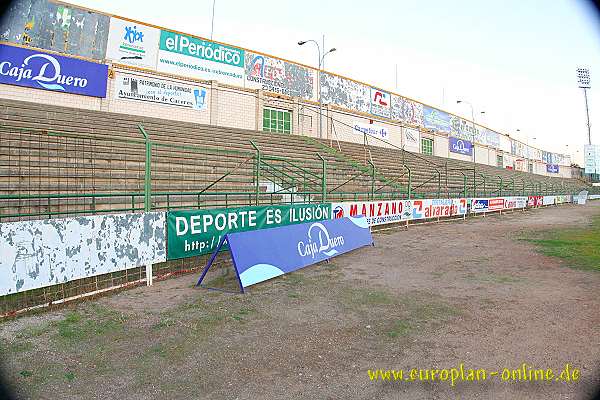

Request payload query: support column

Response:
[255,89,265,131]
[209,80,220,126]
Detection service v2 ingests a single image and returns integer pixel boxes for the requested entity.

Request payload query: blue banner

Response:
[423,106,451,132]
[546,164,559,173]
[0,44,108,97]
[449,137,473,156]
[471,199,489,213]
[222,217,372,289]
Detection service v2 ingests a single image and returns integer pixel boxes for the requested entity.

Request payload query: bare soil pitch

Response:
[1,203,599,399]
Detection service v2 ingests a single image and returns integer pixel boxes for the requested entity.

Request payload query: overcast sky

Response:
[71,0,600,165]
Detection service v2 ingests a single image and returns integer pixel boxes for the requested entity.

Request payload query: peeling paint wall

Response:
[0,212,166,296]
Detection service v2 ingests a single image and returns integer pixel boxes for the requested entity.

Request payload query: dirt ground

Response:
[1,202,599,400]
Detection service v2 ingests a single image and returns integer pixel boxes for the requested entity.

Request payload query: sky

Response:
[70,0,600,165]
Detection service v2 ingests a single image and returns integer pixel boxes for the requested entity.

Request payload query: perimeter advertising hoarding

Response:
[157,30,244,86]
[167,203,331,260]
[331,199,467,227]
[106,17,160,69]
[115,72,208,110]
[0,44,108,97]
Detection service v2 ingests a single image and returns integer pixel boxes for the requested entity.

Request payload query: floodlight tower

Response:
[576,67,592,145]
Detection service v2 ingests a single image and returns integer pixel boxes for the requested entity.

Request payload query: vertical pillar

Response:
[209,80,220,126]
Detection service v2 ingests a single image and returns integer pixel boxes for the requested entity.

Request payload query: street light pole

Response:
[299,39,336,139]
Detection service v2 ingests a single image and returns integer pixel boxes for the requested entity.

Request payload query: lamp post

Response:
[298,39,336,139]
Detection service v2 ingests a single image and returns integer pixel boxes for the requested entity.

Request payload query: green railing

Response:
[0,124,591,222]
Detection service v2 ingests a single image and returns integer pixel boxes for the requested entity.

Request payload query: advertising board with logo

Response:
[0,44,108,97]
[115,72,207,110]
[167,203,331,260]
[488,198,505,211]
[106,18,160,69]
[157,30,244,86]
[332,200,410,226]
[198,216,372,290]
[528,196,543,207]
[353,122,389,140]
[422,106,451,133]
[503,196,527,209]
[471,199,489,213]
[410,198,468,220]
[370,88,391,118]
[546,164,559,174]
[449,137,473,156]
[244,52,315,100]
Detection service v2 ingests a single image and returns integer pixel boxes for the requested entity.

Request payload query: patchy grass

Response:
[520,215,600,271]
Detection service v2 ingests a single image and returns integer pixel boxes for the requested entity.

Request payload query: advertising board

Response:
[167,203,331,259]
[449,137,473,156]
[0,44,108,97]
[157,30,244,85]
[115,72,207,110]
[106,18,160,69]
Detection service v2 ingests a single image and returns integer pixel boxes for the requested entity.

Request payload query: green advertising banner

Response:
[159,30,244,67]
[167,203,332,260]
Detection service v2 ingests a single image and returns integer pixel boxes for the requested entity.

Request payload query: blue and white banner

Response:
[225,217,373,288]
[546,164,559,174]
[0,44,108,97]
[449,137,473,156]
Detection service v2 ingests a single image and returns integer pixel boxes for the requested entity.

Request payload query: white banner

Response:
[115,73,208,110]
[106,18,160,69]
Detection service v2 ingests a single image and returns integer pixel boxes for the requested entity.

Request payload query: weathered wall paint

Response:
[0,0,109,59]
[0,212,166,295]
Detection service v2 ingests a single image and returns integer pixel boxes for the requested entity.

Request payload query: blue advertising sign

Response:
[471,199,489,213]
[423,106,451,132]
[546,164,559,173]
[196,216,373,291]
[449,137,473,156]
[0,44,108,97]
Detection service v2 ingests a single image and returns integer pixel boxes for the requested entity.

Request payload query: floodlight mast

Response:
[577,67,592,145]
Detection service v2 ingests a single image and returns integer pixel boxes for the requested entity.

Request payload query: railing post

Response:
[407,166,412,199]
[511,178,515,195]
[472,168,476,198]
[437,169,441,199]
[461,172,467,198]
[138,123,153,286]
[250,141,260,205]
[498,176,503,197]
[368,160,375,200]
[138,124,151,212]
[317,153,327,202]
